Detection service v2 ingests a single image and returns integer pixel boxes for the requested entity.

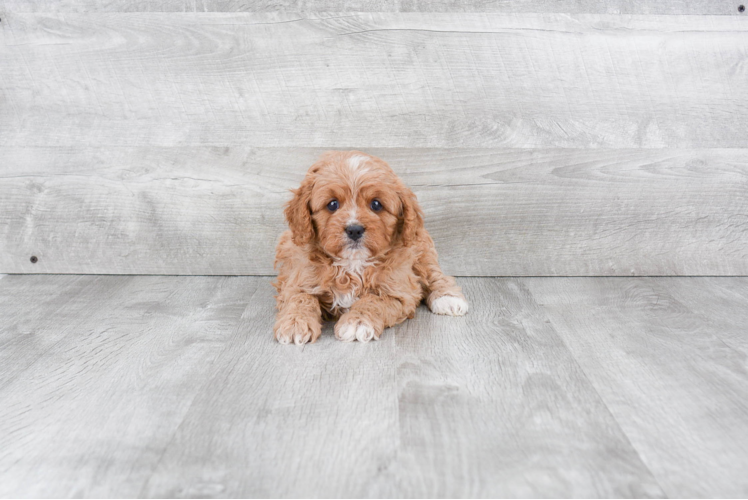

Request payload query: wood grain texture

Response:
[525,277,748,498]
[0,275,250,497]
[0,275,680,498]
[659,277,748,356]
[2,276,747,496]
[140,279,401,498]
[0,275,131,390]
[2,13,748,148]
[1,0,743,14]
[2,147,747,276]
[389,278,663,497]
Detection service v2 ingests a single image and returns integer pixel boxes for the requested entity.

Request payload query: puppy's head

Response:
[284,151,423,259]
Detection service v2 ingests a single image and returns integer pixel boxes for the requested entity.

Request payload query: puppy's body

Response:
[273,151,467,344]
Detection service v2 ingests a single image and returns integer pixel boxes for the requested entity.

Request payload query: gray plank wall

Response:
[1,3,747,276]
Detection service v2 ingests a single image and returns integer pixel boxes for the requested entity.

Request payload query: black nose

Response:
[345,224,365,241]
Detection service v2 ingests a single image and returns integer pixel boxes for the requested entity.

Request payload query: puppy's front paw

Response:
[429,294,469,316]
[335,314,381,343]
[274,315,321,345]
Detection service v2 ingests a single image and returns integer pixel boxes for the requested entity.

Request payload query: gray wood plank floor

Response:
[1,275,747,497]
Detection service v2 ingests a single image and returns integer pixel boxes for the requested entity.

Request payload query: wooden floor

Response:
[1,275,747,498]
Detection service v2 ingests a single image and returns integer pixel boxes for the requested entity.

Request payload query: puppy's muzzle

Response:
[345,224,365,242]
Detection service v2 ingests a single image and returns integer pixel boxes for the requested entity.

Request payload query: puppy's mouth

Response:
[346,239,364,250]
[337,239,371,263]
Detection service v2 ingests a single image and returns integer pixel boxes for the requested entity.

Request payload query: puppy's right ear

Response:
[284,176,315,246]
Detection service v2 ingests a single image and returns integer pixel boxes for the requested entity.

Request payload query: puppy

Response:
[273,151,468,345]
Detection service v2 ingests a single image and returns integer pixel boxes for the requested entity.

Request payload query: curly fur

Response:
[273,151,468,344]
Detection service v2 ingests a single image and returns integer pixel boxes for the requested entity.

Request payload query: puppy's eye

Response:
[370,199,383,212]
[327,199,339,212]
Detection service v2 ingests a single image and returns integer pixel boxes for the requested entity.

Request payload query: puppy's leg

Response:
[274,292,323,345]
[335,294,415,343]
[415,237,468,317]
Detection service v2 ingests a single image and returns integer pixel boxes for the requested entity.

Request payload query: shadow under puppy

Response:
[273,151,468,345]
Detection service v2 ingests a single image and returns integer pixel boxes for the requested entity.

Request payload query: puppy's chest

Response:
[324,272,366,316]
[321,254,372,315]
[330,287,359,313]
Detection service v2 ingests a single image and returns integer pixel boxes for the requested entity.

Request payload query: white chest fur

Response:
[331,291,358,312]
[336,248,371,277]
[329,248,371,313]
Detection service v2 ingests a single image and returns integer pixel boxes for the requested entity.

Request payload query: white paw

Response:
[429,295,469,316]
[335,317,379,343]
[274,317,319,345]
[275,326,311,345]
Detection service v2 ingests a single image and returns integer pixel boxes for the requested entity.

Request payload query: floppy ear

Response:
[284,177,315,246]
[398,184,424,246]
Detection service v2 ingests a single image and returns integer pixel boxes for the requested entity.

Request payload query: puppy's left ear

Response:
[284,176,315,246]
[398,184,424,246]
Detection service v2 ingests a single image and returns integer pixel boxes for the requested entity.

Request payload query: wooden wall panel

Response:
[1,14,747,148]
[2,147,746,275]
[0,0,741,14]
[1,11,746,275]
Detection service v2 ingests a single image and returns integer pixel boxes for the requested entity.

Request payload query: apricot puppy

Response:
[273,151,468,344]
